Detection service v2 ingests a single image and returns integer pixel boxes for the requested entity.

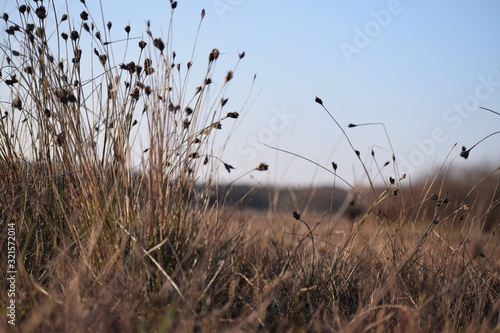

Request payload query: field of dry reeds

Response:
[1,2,499,332]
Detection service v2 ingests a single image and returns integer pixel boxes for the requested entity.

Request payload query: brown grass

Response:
[1,1,499,332]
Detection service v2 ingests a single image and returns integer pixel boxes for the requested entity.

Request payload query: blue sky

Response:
[3,0,500,187]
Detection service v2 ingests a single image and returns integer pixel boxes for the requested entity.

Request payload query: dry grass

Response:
[1,1,499,332]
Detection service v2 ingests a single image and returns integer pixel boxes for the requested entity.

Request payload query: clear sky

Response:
[3,0,500,188]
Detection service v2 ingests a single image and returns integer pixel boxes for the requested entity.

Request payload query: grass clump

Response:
[1,1,499,332]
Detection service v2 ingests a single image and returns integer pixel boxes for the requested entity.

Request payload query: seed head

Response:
[107,21,112,30]
[35,6,47,20]
[201,9,205,19]
[139,40,146,49]
[226,112,239,119]
[124,25,131,34]
[225,70,233,83]
[3,13,8,22]
[61,14,68,22]
[61,32,68,40]
[12,95,22,110]
[292,210,301,220]
[460,146,470,159]
[80,11,89,20]
[256,163,269,171]
[209,48,219,62]
[19,5,27,14]
[70,30,79,41]
[99,54,107,66]
[239,51,245,59]
[221,98,228,107]
[153,38,165,52]
[331,161,337,171]
[315,96,323,105]
[224,163,234,173]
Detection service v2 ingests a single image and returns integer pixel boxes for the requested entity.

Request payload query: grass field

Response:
[1,2,499,332]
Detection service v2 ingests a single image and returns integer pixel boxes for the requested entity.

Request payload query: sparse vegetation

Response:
[1,2,499,332]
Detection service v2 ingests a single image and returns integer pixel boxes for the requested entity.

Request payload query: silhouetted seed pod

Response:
[139,40,146,49]
[107,21,112,30]
[3,13,8,22]
[80,11,89,20]
[224,163,234,173]
[124,25,130,33]
[239,51,245,59]
[83,23,90,32]
[12,95,22,110]
[355,150,360,157]
[201,9,205,19]
[61,14,68,21]
[171,1,178,9]
[383,161,390,167]
[61,32,68,40]
[331,162,337,171]
[35,6,47,19]
[226,112,239,119]
[203,156,208,165]
[185,107,193,115]
[153,38,164,52]
[315,96,323,105]
[95,31,101,40]
[460,146,470,159]
[99,54,107,66]
[209,48,219,62]
[221,98,228,107]
[292,211,301,220]
[225,71,233,83]
[256,163,269,171]
[19,5,27,14]
[70,31,79,41]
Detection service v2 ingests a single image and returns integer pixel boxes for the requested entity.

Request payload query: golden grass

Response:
[0,1,499,332]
